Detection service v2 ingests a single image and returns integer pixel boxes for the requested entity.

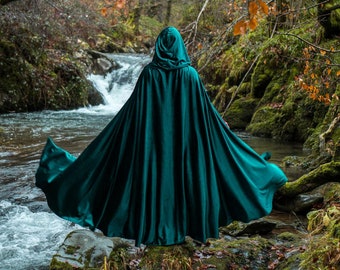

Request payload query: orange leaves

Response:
[233,0,270,36]
[100,0,127,20]
[115,0,126,9]
[249,1,259,15]
[258,0,269,15]
[101,7,108,17]
[249,17,258,30]
[233,20,248,35]
[296,46,339,106]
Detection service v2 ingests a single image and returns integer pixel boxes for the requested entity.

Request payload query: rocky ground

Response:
[50,181,340,270]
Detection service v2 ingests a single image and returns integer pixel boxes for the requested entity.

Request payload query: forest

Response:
[0,0,340,269]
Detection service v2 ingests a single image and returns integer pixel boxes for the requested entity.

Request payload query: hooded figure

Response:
[36,27,287,246]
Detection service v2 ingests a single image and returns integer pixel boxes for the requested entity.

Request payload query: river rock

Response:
[87,49,121,75]
[220,218,277,236]
[277,182,340,213]
[50,229,137,269]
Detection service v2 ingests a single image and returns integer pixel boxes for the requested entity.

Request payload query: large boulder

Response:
[50,229,138,269]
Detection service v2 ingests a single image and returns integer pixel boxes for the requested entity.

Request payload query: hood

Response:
[150,26,191,70]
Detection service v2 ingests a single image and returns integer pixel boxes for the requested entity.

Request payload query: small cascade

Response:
[87,53,151,114]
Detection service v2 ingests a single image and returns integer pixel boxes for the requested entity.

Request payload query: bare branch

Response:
[276,32,340,53]
[183,0,209,50]
[223,53,261,113]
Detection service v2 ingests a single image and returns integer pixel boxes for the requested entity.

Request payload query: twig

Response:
[224,53,261,113]
[276,32,340,53]
[184,0,210,49]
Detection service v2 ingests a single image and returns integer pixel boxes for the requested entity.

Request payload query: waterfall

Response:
[86,53,151,114]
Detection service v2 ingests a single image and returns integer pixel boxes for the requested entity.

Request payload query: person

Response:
[36,26,287,247]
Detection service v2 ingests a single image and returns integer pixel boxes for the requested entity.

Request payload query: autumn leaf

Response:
[233,20,247,35]
[258,0,269,14]
[115,0,126,9]
[249,17,258,30]
[101,7,108,17]
[320,49,326,56]
[336,70,340,77]
[249,1,259,17]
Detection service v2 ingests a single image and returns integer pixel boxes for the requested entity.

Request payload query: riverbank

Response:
[1,1,340,269]
[49,179,340,269]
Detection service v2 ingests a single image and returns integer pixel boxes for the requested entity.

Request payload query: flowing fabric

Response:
[36,27,287,246]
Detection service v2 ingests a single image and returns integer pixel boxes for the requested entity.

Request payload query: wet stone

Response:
[220,219,277,236]
[50,229,137,269]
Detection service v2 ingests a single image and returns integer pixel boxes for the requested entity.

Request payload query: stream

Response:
[0,54,306,269]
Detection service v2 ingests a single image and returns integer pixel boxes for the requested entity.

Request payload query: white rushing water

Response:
[0,54,151,270]
[84,53,151,114]
[0,201,80,270]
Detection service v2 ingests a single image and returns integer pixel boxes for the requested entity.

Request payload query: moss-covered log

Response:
[278,162,340,197]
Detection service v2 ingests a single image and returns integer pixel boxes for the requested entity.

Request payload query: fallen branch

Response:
[278,162,340,197]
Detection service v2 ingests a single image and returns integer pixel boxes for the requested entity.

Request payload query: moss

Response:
[246,105,279,137]
[277,232,300,242]
[65,245,80,255]
[301,202,340,269]
[50,257,76,270]
[84,246,96,267]
[140,242,194,270]
[278,162,340,197]
[304,83,340,158]
[191,236,273,269]
[275,253,302,270]
[223,97,259,129]
[211,85,233,113]
[251,62,275,98]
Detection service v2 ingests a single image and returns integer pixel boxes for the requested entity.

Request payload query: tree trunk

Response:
[276,0,291,28]
[317,0,340,38]
[277,162,340,197]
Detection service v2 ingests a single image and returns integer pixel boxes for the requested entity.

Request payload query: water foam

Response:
[85,53,150,115]
[0,201,80,270]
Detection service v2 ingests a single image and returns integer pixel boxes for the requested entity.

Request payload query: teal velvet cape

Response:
[36,27,287,246]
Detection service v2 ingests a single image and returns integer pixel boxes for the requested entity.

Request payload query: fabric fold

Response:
[36,26,287,246]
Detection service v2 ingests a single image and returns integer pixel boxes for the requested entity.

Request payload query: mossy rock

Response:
[278,162,340,197]
[212,85,233,113]
[223,97,258,129]
[318,0,340,38]
[140,241,195,270]
[301,200,340,269]
[277,232,301,242]
[192,236,274,269]
[251,60,275,99]
[246,105,279,137]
